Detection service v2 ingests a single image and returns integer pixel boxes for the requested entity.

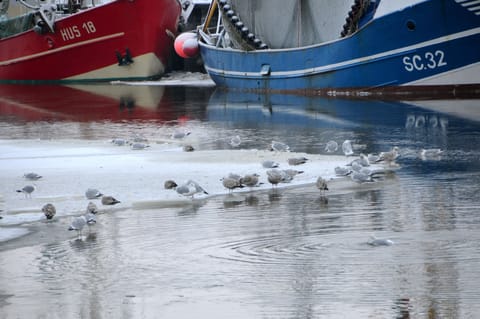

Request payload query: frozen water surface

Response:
[1,82,480,318]
[0,138,364,232]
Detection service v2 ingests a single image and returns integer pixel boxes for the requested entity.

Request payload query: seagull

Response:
[171,130,191,139]
[316,177,329,196]
[358,154,370,167]
[262,160,279,168]
[86,201,98,215]
[175,180,208,199]
[334,166,352,176]
[270,141,290,152]
[229,135,241,148]
[101,195,121,205]
[130,142,150,150]
[367,153,381,163]
[111,138,127,146]
[164,180,178,190]
[42,203,56,220]
[287,157,308,166]
[325,140,338,153]
[131,134,148,143]
[85,188,103,200]
[351,161,363,172]
[266,169,285,187]
[221,176,244,193]
[420,148,443,160]
[282,169,303,180]
[24,172,42,180]
[379,146,400,166]
[16,185,35,198]
[183,145,195,152]
[367,235,394,246]
[85,212,97,232]
[350,171,375,184]
[68,215,87,237]
[342,140,354,156]
[227,173,243,181]
[240,173,262,190]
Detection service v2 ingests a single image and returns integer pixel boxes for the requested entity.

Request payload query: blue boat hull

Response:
[200,0,480,94]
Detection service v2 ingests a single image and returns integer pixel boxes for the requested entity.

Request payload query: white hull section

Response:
[405,62,480,86]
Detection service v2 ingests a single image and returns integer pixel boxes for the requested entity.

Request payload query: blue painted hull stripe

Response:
[204,27,480,79]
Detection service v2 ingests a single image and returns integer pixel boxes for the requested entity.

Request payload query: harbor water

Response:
[1,78,480,318]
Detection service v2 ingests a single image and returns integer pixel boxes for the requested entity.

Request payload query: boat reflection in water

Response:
[207,88,480,127]
[0,83,215,123]
[206,88,480,169]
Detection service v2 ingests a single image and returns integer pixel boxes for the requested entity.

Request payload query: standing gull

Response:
[379,146,400,166]
[101,195,121,205]
[342,140,354,156]
[175,180,209,199]
[85,212,97,232]
[85,188,103,200]
[266,169,284,188]
[316,177,329,196]
[24,172,42,180]
[68,215,87,237]
[221,176,244,193]
[42,203,56,220]
[16,185,35,198]
[240,173,262,190]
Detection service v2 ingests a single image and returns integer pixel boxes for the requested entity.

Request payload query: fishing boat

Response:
[187,0,480,96]
[0,0,182,83]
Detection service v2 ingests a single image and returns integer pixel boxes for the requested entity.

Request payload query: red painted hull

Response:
[0,0,182,82]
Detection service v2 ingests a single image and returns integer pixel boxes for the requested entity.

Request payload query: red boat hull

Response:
[0,0,182,83]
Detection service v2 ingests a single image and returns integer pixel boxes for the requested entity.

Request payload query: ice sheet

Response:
[0,138,380,242]
[111,71,216,87]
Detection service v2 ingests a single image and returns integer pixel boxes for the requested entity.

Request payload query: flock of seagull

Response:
[157,139,402,204]
[156,138,400,246]
[8,133,422,246]
[14,171,122,238]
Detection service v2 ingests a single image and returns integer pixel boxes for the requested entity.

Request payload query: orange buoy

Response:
[174,32,199,58]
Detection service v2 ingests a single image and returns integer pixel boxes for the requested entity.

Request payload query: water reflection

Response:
[1,84,480,318]
[0,83,214,124]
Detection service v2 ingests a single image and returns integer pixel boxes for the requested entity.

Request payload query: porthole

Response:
[406,20,416,31]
